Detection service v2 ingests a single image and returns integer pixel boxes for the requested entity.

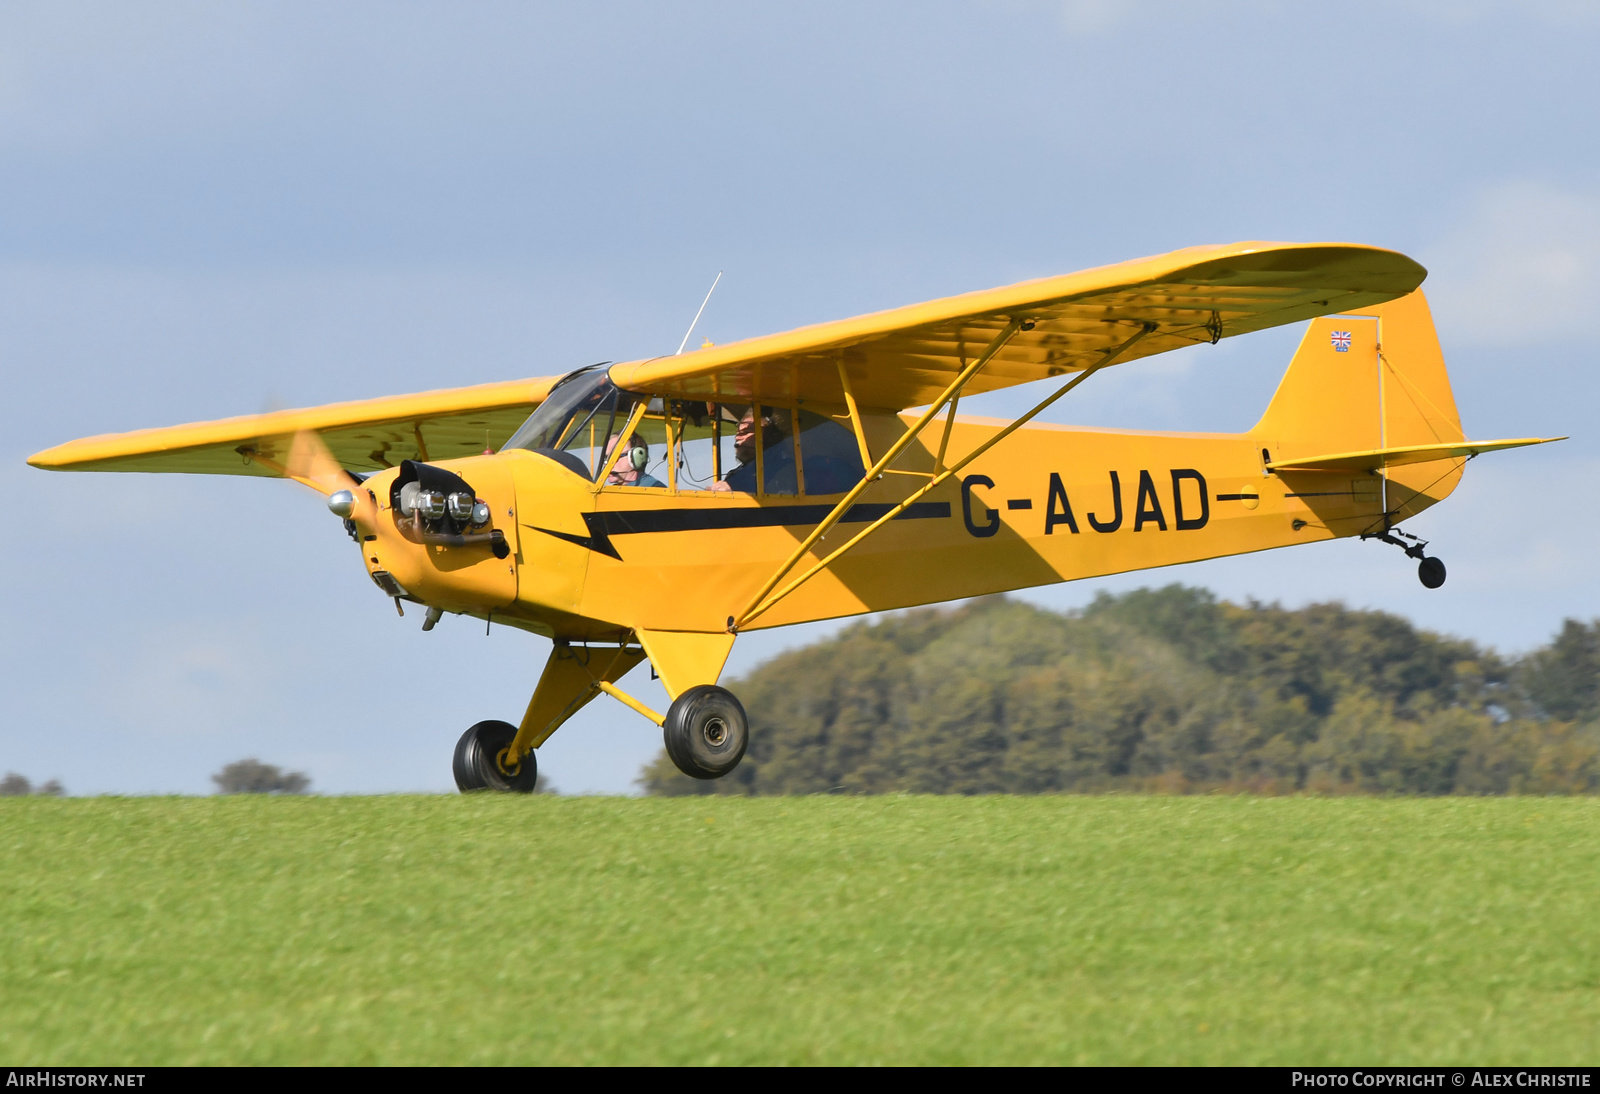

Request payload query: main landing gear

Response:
[1362,528,1446,590]
[662,685,749,780]
[451,683,749,793]
[453,719,542,793]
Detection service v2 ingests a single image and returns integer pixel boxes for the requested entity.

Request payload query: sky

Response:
[3,1,1597,796]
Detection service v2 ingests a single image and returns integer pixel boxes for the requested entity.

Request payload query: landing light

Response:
[328,489,355,518]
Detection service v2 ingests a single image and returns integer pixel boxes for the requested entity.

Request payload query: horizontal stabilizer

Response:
[1267,437,1565,473]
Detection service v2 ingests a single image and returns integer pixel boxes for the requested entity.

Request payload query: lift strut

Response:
[731,321,1157,632]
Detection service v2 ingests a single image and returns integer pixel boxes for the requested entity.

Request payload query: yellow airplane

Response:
[29,242,1563,792]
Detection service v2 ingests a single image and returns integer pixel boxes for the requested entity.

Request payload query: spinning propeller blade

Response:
[284,429,373,525]
[286,429,355,496]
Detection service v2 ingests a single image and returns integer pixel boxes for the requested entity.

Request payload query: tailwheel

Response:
[663,685,749,780]
[452,719,541,793]
[1361,528,1447,591]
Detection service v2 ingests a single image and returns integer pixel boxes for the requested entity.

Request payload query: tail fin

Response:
[1252,289,1466,523]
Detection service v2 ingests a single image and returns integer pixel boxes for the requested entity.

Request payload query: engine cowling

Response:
[353,455,519,614]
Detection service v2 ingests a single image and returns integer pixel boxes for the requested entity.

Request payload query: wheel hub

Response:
[453,721,540,794]
[495,747,521,776]
[702,717,728,747]
[662,685,749,780]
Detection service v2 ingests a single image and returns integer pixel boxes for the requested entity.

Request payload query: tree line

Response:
[641,586,1600,796]
[1,773,64,797]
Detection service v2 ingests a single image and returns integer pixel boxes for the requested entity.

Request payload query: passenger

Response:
[604,433,666,488]
[712,408,796,494]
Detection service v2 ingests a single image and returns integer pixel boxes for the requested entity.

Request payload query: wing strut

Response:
[731,321,1157,632]
[835,359,876,473]
[933,384,961,475]
[729,318,1026,632]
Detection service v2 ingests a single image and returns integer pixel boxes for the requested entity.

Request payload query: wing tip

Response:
[26,448,66,471]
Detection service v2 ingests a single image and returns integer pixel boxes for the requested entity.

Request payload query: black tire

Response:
[1418,556,1446,590]
[663,685,749,780]
[452,719,541,793]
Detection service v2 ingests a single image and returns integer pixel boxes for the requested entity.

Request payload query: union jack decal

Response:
[1330,330,1353,352]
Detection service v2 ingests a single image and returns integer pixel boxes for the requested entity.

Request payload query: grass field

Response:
[3,795,1598,1065]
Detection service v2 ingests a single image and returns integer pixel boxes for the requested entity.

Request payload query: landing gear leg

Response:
[453,720,542,793]
[456,642,646,795]
[1362,528,1446,590]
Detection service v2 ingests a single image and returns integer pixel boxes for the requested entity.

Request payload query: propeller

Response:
[284,429,374,525]
[285,429,352,495]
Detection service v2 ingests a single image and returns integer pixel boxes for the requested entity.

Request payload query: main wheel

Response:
[1418,556,1446,589]
[452,719,540,793]
[663,685,749,780]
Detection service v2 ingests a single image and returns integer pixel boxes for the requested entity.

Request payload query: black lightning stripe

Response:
[529,501,952,561]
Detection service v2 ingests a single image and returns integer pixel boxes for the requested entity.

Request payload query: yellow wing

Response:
[609,241,1426,411]
[28,376,561,478]
[29,242,1426,479]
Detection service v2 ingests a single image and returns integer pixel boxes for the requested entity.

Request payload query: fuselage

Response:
[351,406,1424,642]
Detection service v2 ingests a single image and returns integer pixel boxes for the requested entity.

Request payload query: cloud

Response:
[1423,181,1600,346]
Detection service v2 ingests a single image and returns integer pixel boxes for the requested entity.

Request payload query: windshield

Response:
[504,368,643,480]
[505,368,613,453]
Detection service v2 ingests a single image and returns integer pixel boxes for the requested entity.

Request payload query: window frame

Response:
[601,397,863,498]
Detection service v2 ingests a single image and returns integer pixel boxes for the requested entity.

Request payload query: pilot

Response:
[712,407,796,494]
[604,433,666,488]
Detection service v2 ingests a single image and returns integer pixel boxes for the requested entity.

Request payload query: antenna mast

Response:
[676,271,723,355]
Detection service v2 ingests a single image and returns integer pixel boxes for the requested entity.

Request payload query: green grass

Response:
[2,795,1598,1065]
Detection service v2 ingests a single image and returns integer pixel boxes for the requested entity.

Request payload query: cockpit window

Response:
[602,412,670,489]
[514,383,871,495]
[720,404,796,496]
[664,400,865,496]
[504,369,640,479]
[795,409,866,494]
[505,369,612,454]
